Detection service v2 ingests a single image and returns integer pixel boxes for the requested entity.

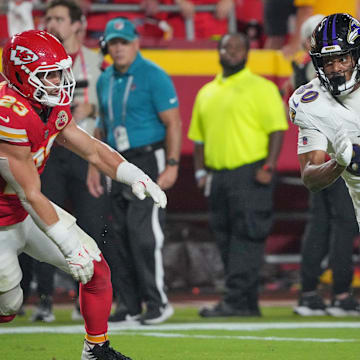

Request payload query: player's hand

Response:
[65,245,100,284]
[86,164,104,198]
[333,126,353,167]
[132,177,167,208]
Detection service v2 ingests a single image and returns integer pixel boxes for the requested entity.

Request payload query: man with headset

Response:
[88,17,182,325]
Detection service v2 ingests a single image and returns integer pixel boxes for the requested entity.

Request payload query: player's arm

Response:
[157,107,182,190]
[0,141,99,284]
[299,149,346,192]
[57,120,167,207]
[0,141,59,226]
[57,119,125,179]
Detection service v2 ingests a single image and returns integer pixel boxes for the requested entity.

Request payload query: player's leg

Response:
[327,178,359,316]
[294,190,329,316]
[0,285,23,323]
[0,221,28,322]
[23,214,132,359]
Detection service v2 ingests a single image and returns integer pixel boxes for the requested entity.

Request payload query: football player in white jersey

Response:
[0,30,166,360]
[289,13,360,313]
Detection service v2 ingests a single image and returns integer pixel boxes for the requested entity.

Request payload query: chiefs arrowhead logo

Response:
[10,45,39,65]
[55,110,69,130]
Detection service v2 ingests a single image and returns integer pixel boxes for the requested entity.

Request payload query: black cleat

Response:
[293,294,327,316]
[326,295,360,317]
[82,340,133,360]
[199,301,253,317]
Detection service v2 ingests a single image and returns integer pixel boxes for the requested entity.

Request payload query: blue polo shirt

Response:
[96,53,179,149]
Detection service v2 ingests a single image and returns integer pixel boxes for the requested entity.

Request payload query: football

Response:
[347,144,360,175]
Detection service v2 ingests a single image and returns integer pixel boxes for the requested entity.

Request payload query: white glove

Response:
[116,161,167,208]
[64,245,97,284]
[46,217,101,285]
[132,177,167,208]
[333,126,353,167]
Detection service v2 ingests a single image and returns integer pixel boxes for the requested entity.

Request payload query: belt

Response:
[120,141,164,159]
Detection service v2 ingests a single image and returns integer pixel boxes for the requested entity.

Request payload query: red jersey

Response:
[0,82,72,226]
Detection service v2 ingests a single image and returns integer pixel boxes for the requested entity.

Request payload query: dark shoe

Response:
[199,301,252,317]
[30,295,55,322]
[326,295,360,317]
[140,303,174,325]
[294,294,327,316]
[108,310,140,324]
[82,340,132,360]
[17,305,25,317]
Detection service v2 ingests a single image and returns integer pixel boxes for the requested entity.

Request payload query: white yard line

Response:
[1,321,360,334]
[114,331,357,343]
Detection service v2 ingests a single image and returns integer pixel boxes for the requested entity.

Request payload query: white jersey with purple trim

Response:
[289,77,360,226]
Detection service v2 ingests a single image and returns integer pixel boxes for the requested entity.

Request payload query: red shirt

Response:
[0,82,72,226]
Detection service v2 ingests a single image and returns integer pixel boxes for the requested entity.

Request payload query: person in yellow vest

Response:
[188,33,288,317]
[283,0,360,56]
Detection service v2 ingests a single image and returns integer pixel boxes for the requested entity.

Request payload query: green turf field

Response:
[1,306,360,359]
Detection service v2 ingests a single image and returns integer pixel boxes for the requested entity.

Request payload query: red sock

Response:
[79,254,113,335]
[0,314,16,323]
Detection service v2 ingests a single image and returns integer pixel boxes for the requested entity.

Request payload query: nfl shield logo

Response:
[302,136,308,145]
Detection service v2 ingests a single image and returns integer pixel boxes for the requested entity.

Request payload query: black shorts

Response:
[264,0,296,36]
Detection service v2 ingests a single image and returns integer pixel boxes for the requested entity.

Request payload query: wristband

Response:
[45,220,80,256]
[195,169,207,181]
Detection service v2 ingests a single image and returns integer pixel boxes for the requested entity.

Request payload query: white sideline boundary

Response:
[0,322,360,343]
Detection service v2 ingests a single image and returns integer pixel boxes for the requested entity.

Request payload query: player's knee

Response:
[0,314,16,323]
[0,285,23,316]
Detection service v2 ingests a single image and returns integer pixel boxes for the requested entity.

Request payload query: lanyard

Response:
[77,48,89,103]
[107,73,133,125]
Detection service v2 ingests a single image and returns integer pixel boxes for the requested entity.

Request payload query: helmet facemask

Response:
[311,47,360,96]
[26,57,75,107]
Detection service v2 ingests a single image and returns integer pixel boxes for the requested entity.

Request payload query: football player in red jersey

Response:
[0,30,166,360]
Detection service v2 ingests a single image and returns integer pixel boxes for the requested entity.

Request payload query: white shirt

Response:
[289,78,360,226]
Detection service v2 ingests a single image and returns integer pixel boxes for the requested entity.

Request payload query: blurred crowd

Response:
[0,0,309,51]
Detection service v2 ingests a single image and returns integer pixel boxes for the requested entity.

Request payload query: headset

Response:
[99,17,139,56]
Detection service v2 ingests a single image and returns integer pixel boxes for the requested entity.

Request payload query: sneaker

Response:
[140,303,174,325]
[293,294,327,316]
[81,340,132,360]
[108,310,141,324]
[326,295,360,317]
[30,295,55,323]
[71,305,83,321]
[199,301,252,318]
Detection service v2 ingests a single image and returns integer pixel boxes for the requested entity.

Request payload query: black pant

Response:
[209,160,274,310]
[104,149,167,315]
[33,146,111,298]
[301,177,358,295]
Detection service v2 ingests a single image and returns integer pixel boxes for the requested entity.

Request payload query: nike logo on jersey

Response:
[0,115,10,123]
[169,97,177,104]
[292,99,299,108]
